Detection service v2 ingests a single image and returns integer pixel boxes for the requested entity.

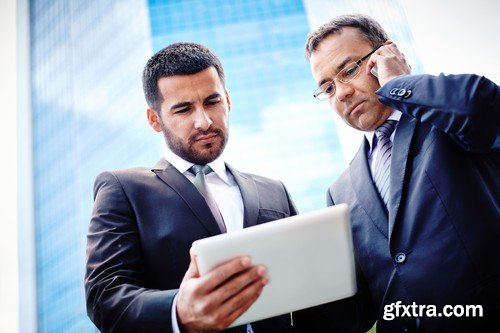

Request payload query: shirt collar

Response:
[364,110,402,151]
[164,146,231,185]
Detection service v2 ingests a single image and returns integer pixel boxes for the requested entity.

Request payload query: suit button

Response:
[397,88,406,96]
[395,252,406,263]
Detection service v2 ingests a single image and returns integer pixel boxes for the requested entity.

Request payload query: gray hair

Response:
[305,13,389,59]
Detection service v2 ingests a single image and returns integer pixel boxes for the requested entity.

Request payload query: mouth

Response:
[347,101,365,117]
[194,131,219,143]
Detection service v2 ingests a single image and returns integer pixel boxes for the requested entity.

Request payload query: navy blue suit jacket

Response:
[295,74,499,332]
[85,159,298,332]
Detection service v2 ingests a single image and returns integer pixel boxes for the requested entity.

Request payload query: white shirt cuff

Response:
[171,293,181,333]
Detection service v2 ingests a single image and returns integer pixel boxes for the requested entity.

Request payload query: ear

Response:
[147,108,162,132]
[225,89,232,112]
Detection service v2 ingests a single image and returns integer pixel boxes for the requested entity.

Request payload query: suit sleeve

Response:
[85,171,176,333]
[292,188,377,333]
[377,73,500,153]
[280,180,299,216]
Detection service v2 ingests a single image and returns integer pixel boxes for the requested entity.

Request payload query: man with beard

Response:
[85,43,298,333]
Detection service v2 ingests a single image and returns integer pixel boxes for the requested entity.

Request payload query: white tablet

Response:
[191,203,357,327]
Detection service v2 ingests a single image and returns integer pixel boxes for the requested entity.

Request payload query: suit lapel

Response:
[226,164,260,228]
[388,113,417,238]
[350,139,389,238]
[151,158,221,236]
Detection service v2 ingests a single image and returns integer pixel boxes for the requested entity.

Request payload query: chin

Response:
[349,120,370,132]
[193,145,224,164]
[355,114,381,132]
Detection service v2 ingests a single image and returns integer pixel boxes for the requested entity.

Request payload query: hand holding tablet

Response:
[176,252,268,332]
[191,203,357,327]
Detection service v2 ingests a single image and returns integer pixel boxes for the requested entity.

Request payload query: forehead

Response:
[157,66,224,102]
[309,27,372,80]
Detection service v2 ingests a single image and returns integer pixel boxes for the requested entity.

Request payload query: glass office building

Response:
[23,0,421,331]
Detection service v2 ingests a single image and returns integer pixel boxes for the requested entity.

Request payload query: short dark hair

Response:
[305,14,389,59]
[142,42,225,111]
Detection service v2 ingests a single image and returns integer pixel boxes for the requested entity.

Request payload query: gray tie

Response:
[190,165,227,233]
[372,120,398,209]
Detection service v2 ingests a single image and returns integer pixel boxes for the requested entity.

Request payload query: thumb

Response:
[182,248,200,282]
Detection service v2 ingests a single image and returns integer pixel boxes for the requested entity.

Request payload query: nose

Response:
[193,108,213,131]
[334,80,354,102]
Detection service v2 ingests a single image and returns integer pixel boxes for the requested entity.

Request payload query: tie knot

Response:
[375,120,397,139]
[190,164,213,176]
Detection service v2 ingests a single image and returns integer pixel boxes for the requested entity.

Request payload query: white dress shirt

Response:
[164,148,253,332]
[165,148,244,232]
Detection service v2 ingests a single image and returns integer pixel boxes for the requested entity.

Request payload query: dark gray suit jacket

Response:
[295,74,500,333]
[85,159,298,332]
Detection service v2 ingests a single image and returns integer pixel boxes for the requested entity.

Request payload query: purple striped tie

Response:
[372,120,398,209]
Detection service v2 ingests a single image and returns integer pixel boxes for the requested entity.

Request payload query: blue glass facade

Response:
[29,0,154,331]
[146,0,338,213]
[27,0,419,331]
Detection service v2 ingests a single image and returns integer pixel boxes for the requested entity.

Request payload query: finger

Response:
[182,248,201,282]
[366,46,380,72]
[366,53,382,75]
[184,265,267,326]
[177,265,266,332]
[217,277,268,327]
[384,42,405,58]
[212,265,268,304]
[198,256,253,293]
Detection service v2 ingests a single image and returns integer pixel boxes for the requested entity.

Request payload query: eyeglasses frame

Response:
[313,47,380,100]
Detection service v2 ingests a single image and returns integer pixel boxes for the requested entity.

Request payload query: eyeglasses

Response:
[313,48,379,101]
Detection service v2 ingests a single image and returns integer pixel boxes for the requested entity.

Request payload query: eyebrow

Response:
[318,56,354,86]
[205,93,222,101]
[169,93,222,111]
[170,101,192,111]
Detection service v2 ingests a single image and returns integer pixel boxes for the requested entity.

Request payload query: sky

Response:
[401,0,500,83]
[1,0,499,331]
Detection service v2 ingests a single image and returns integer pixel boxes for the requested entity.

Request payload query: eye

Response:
[342,65,359,79]
[205,97,222,106]
[322,82,335,95]
[173,107,190,114]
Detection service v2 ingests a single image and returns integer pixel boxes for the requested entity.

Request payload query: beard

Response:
[158,118,228,165]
